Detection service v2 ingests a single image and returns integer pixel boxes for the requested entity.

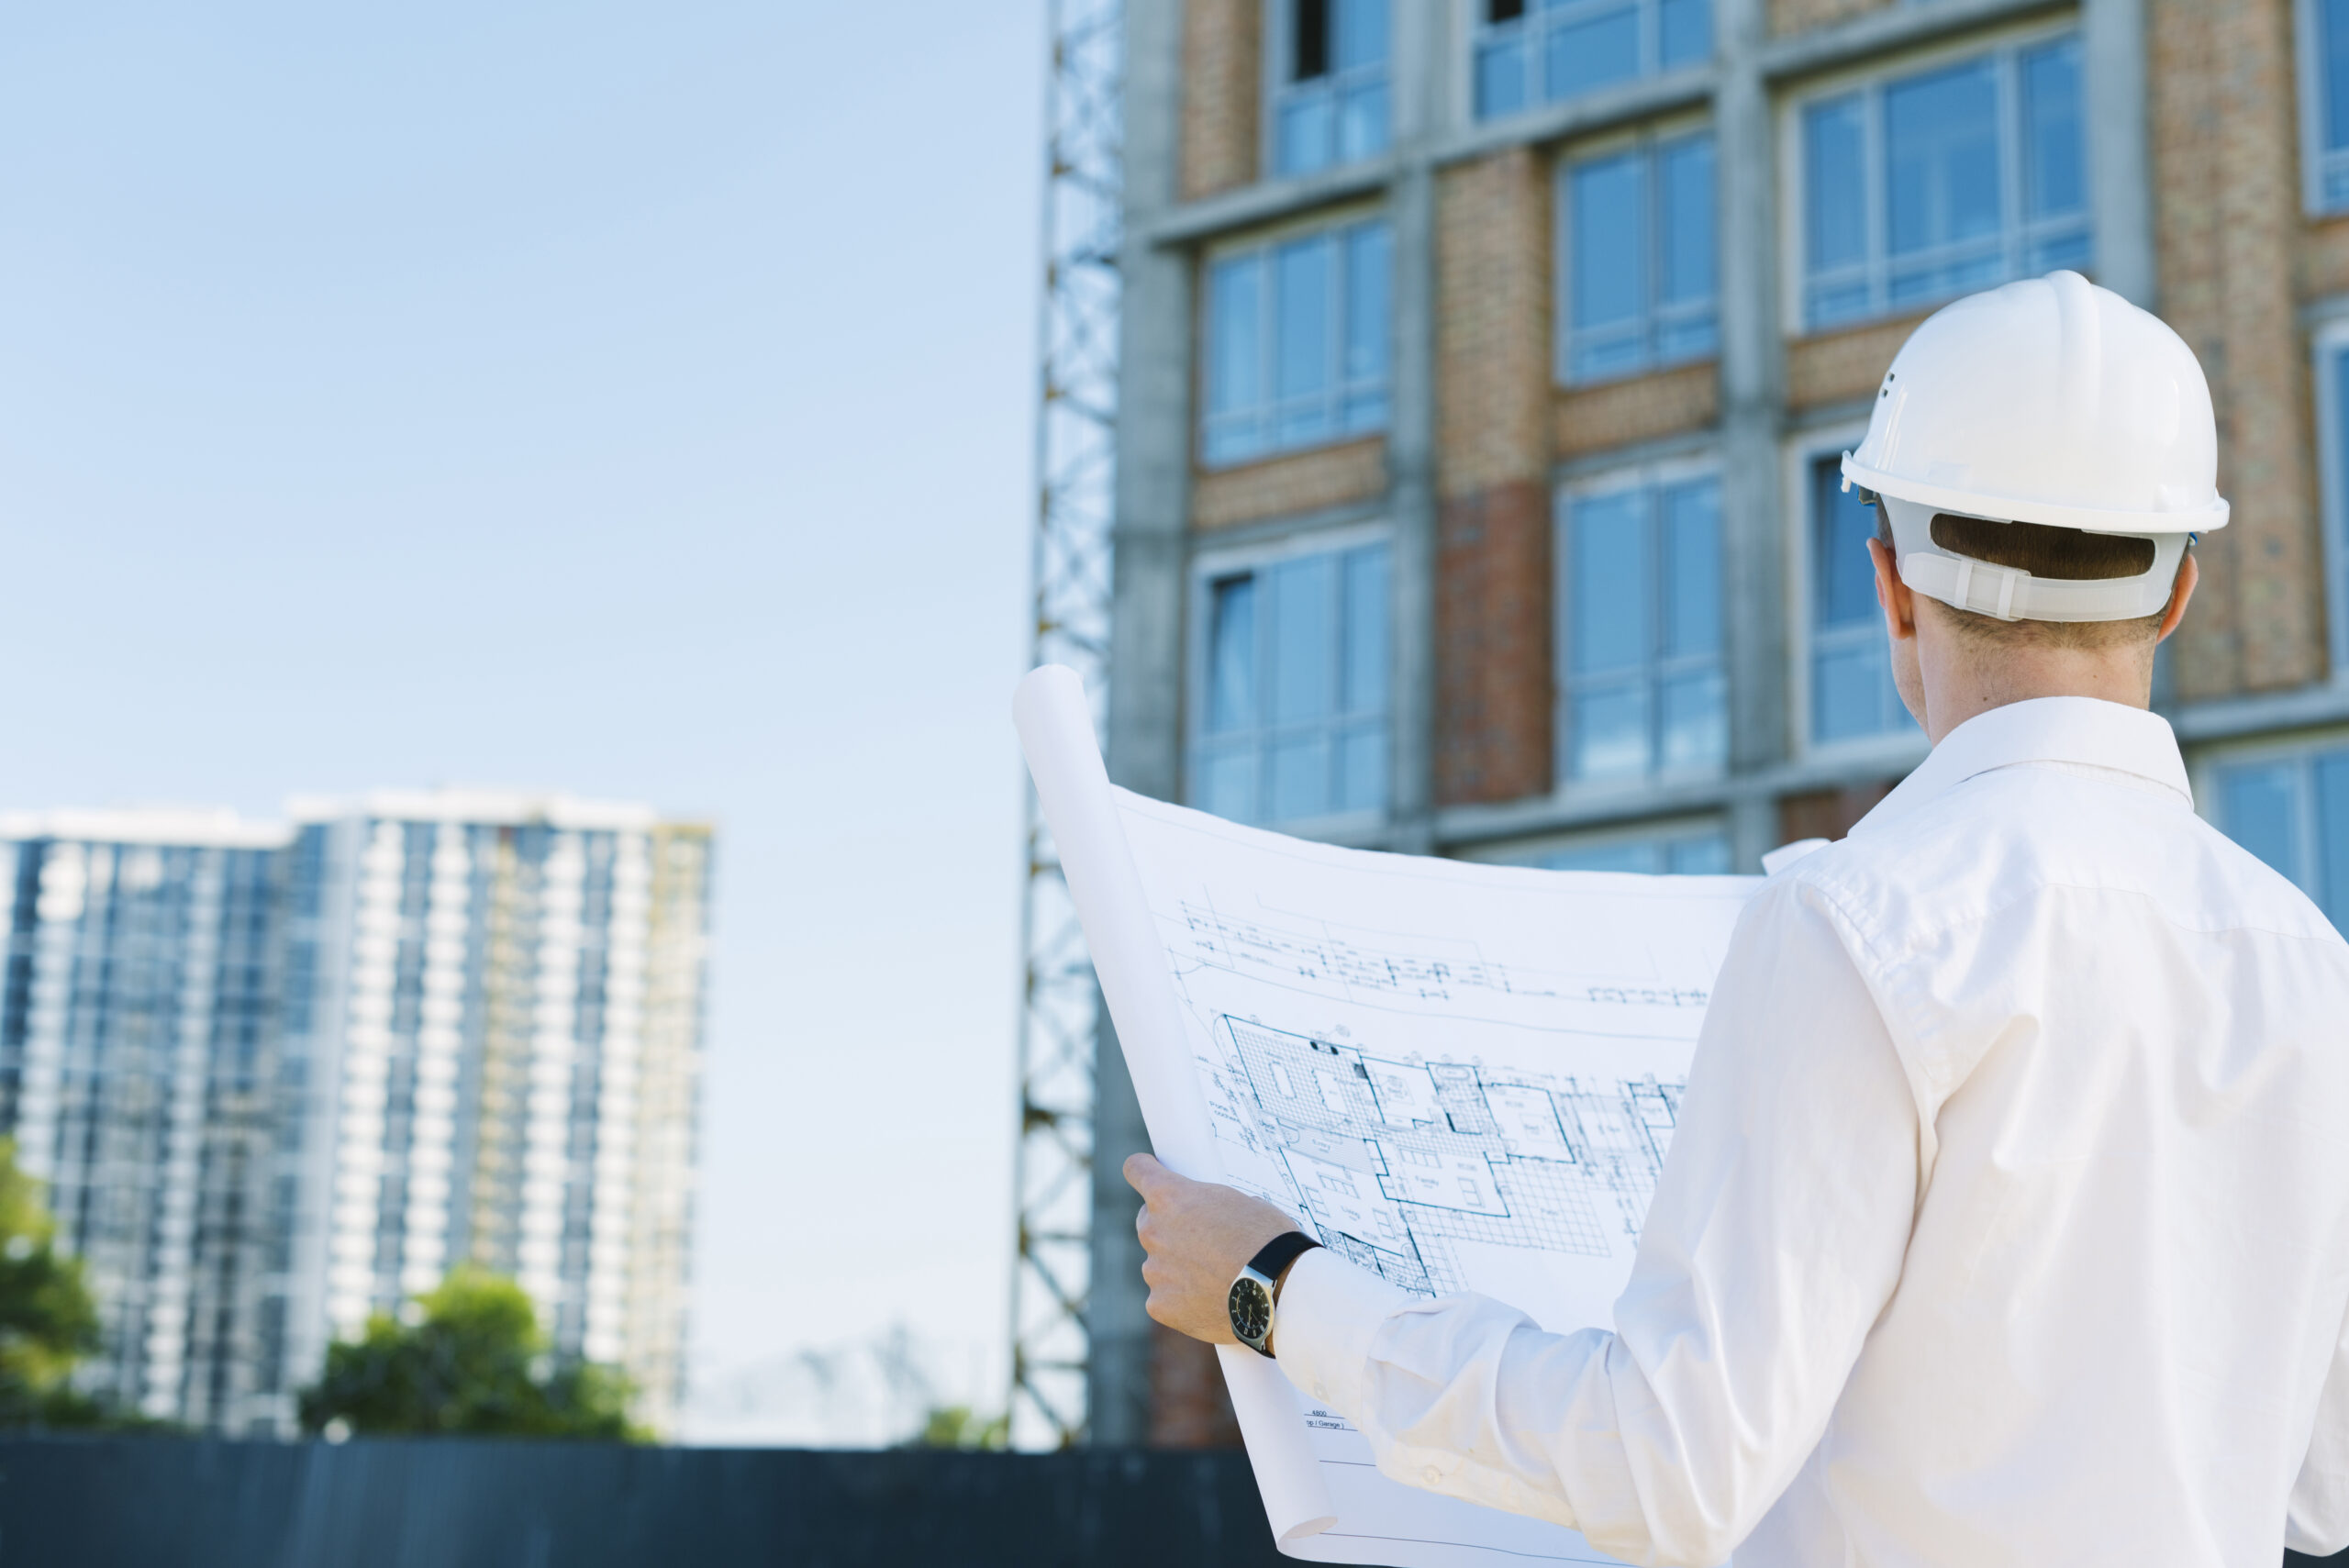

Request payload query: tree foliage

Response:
[910,1404,1009,1451]
[299,1268,645,1441]
[0,1139,106,1429]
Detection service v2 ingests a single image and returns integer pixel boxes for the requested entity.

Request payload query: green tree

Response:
[910,1405,1009,1451]
[0,1138,105,1429]
[299,1268,646,1440]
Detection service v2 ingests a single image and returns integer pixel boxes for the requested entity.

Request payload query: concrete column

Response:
[1091,0,1190,1449]
[2085,0,2157,308]
[1714,0,1789,868]
[1386,2,1444,856]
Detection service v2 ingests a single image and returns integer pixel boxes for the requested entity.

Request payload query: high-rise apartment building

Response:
[1098,0,2349,1443]
[267,791,712,1437]
[0,810,289,1431]
[0,793,711,1437]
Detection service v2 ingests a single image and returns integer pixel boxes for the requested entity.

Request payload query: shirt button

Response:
[1421,1465,1442,1485]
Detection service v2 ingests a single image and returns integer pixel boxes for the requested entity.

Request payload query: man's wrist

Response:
[1230,1231,1322,1358]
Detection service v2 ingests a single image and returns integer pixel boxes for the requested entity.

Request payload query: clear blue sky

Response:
[0,1,1046,1427]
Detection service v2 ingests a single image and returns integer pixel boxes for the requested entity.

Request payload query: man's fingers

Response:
[1123,1151,1166,1196]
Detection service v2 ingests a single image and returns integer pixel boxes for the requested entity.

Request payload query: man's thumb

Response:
[1123,1151,1167,1195]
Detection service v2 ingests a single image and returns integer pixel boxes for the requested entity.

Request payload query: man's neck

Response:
[1916,636,2154,747]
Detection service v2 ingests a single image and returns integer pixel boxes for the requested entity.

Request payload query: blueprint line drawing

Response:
[1204,1015,1683,1296]
[1176,895,1714,1019]
[1015,664,1759,1568]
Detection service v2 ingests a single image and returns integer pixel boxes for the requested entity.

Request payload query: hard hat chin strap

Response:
[1879,495,2186,624]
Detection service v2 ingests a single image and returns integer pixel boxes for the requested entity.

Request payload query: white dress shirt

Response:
[1275,696,2349,1566]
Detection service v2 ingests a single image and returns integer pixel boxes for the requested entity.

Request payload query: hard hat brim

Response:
[1842,454,2229,537]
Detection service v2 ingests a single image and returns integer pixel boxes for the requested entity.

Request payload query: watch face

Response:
[1228,1276,1273,1342]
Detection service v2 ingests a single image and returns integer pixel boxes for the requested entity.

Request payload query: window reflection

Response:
[1802,37,2090,329]
[1564,475,1727,783]
[1191,542,1392,826]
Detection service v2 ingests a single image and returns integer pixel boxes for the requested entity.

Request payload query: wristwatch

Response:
[1227,1231,1323,1359]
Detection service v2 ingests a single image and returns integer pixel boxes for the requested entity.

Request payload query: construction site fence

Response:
[0,1434,1286,1567]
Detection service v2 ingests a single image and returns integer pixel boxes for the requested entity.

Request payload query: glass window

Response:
[1561,131,1718,383]
[1800,36,2090,330]
[1531,828,1731,873]
[2211,744,2349,930]
[2310,0,2349,209]
[1808,455,1909,745]
[1561,475,1727,783]
[1474,0,1711,121]
[2329,341,2349,672]
[1204,220,1391,466]
[1275,0,1391,177]
[1191,540,1391,826]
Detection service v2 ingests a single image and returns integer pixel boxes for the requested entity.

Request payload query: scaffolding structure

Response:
[1009,0,1122,1451]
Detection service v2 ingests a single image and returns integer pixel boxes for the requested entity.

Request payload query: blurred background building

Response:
[269,792,713,1438]
[1067,0,2349,1445]
[0,811,286,1431]
[0,795,712,1437]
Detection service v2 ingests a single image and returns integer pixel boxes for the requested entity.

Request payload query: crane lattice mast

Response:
[1009,0,1122,1451]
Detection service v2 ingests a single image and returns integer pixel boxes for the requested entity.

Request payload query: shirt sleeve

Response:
[2288,1296,2349,1555]
[1273,876,1923,1567]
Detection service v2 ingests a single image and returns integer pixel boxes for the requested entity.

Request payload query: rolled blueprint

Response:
[1013,662,1340,1540]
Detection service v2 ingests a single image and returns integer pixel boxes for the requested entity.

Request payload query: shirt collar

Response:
[1849,696,2192,840]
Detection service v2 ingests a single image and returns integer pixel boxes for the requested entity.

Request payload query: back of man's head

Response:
[1871,506,2179,653]
[1843,271,2223,648]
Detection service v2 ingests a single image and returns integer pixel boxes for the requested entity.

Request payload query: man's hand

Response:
[1125,1152,1302,1345]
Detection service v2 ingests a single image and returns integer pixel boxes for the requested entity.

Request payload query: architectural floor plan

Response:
[1018,665,1758,1567]
[1206,1013,1681,1298]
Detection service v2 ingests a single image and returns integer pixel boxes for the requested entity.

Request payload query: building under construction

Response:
[1049,0,2349,1446]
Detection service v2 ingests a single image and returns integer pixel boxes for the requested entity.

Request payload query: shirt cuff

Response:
[1273,1247,1413,1421]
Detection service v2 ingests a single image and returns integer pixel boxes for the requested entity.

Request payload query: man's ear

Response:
[1869,536,1916,643]
[2155,550,2199,644]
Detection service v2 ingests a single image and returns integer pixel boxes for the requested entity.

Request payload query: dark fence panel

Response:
[7,1436,2337,1565]
[0,1437,1288,1568]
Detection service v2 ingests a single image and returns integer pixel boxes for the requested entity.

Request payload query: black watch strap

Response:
[1247,1231,1322,1297]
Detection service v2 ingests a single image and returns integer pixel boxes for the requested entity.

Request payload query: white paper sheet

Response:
[1016,665,1760,1566]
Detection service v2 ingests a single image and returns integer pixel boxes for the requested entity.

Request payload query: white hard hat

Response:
[1841,270,2228,622]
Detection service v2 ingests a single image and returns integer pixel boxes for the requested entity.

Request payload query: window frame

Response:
[1553,452,1730,793]
[1185,520,1397,835]
[1264,0,1394,180]
[2297,0,2349,215]
[1553,117,1721,386]
[1778,19,2092,334]
[2192,727,2349,926]
[2311,314,2349,680]
[1197,208,1395,471]
[1456,817,1735,874]
[1783,422,1931,763]
[1466,0,1712,125]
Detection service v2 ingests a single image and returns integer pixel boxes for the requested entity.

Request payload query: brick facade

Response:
[1181,0,1261,201]
[1767,0,1892,36]
[1434,150,1557,806]
[1191,436,1388,530]
[1436,482,1556,805]
[1778,779,1899,845]
[1147,1325,1244,1449]
[1436,150,1554,500]
[2301,214,2349,298]
[1553,362,1720,457]
[1785,314,1928,414]
[2152,0,2331,696]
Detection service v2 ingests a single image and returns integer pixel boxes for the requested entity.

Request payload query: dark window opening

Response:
[1488,0,1525,19]
[1294,0,1331,81]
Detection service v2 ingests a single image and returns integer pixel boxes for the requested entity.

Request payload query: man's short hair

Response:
[1872,506,2172,649]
